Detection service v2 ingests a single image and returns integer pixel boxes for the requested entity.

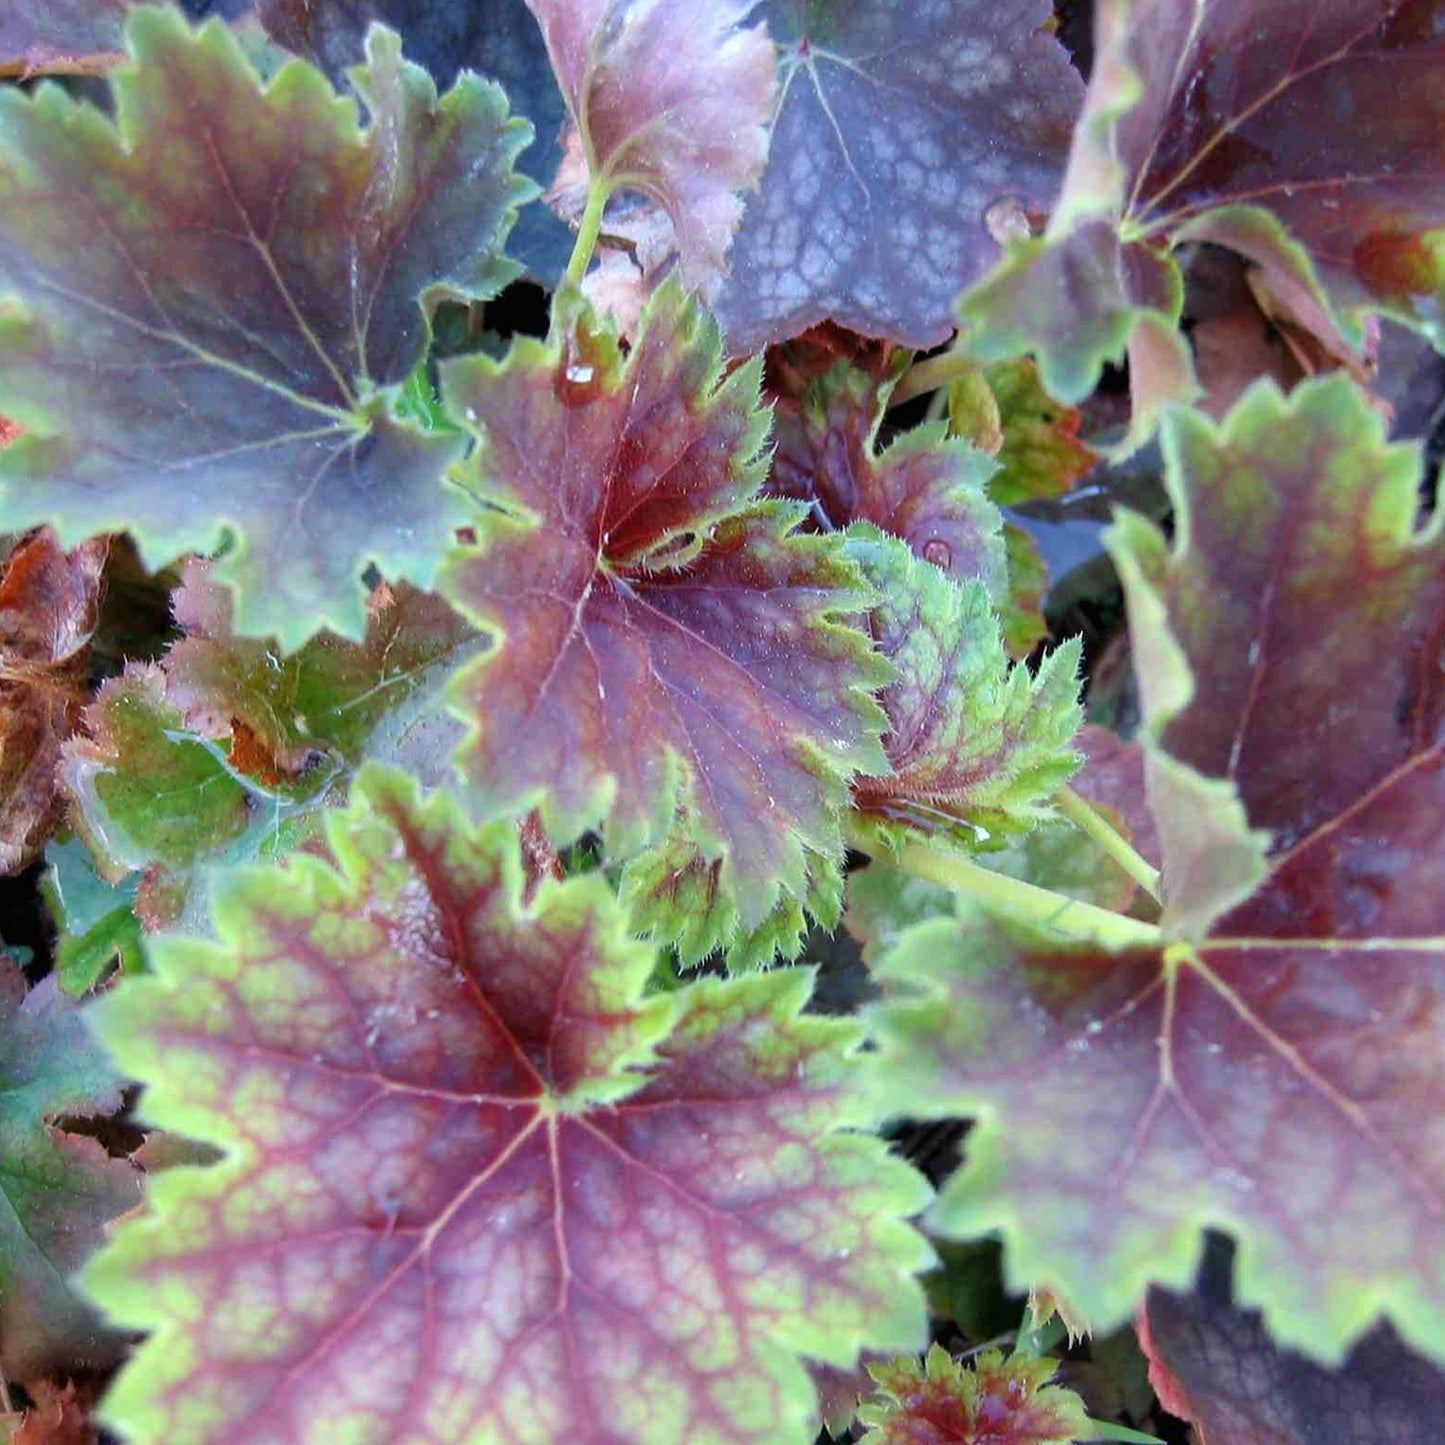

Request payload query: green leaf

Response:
[255,0,574,280]
[84,767,931,1444]
[62,571,481,930]
[0,8,533,645]
[848,529,1082,853]
[0,957,139,1378]
[42,836,145,995]
[439,280,891,952]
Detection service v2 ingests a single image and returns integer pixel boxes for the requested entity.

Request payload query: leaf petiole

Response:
[892,841,1162,951]
[891,335,980,407]
[1054,785,1162,905]
[565,177,612,284]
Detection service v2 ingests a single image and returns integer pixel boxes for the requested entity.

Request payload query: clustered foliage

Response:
[0,2,1442,1442]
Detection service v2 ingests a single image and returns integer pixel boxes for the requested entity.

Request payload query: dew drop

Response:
[566,363,595,384]
[983,195,1031,245]
[922,539,952,569]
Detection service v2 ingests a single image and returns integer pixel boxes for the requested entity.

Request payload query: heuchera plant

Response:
[0,2,1442,1442]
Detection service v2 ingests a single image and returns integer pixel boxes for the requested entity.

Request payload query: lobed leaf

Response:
[62,568,480,932]
[439,280,891,947]
[529,0,775,294]
[848,530,1082,854]
[960,0,1445,433]
[255,0,573,280]
[0,959,138,1379]
[857,1343,1092,1445]
[0,531,108,874]
[85,768,931,1444]
[767,346,1006,595]
[867,376,1445,1364]
[0,8,532,646]
[716,0,1083,353]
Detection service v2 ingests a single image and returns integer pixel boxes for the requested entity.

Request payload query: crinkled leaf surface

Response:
[85,769,931,1445]
[867,376,1445,1363]
[255,0,572,280]
[715,0,1083,354]
[0,9,532,646]
[848,530,1081,853]
[858,1344,1091,1445]
[0,530,107,874]
[63,570,480,932]
[529,0,774,292]
[1140,1243,1445,1445]
[767,344,1006,595]
[961,0,1445,417]
[440,282,890,940]
[0,958,139,1379]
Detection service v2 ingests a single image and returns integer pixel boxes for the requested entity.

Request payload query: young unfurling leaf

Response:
[849,530,1081,854]
[84,769,931,1444]
[867,377,1445,1365]
[767,347,1006,595]
[62,569,480,932]
[440,280,890,950]
[857,1344,1092,1445]
[0,9,531,645]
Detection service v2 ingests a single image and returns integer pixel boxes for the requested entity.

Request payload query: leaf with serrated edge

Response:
[867,376,1445,1365]
[439,279,891,941]
[83,767,931,1445]
[848,528,1081,853]
[255,0,573,280]
[0,958,139,1378]
[858,1344,1091,1445]
[63,568,482,932]
[959,0,1445,432]
[768,351,1006,596]
[528,0,774,293]
[0,8,533,646]
[716,0,1082,353]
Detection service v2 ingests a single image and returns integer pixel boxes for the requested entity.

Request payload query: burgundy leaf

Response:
[716,0,1083,353]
